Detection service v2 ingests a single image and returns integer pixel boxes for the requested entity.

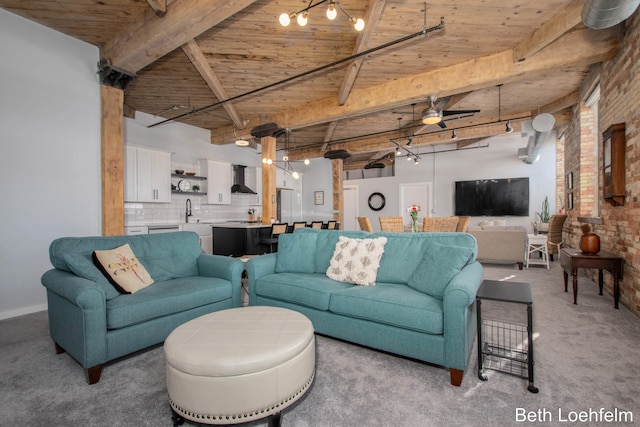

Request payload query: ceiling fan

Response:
[393,95,480,129]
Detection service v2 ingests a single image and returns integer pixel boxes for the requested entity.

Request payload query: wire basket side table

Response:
[476,280,539,393]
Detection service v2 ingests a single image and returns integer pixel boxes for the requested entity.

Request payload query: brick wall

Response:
[564,10,640,315]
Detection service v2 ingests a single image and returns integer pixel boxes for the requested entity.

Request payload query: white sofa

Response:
[467,225,527,269]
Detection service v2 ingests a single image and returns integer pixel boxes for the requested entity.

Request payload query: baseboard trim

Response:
[0,304,47,321]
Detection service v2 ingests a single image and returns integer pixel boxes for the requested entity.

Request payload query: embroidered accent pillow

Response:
[93,243,154,294]
[326,236,387,286]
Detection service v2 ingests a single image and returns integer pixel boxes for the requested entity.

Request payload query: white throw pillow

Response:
[479,220,495,228]
[494,219,509,226]
[326,236,387,286]
[93,243,154,294]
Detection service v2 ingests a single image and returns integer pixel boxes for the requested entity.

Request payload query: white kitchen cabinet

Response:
[200,159,232,205]
[125,145,172,203]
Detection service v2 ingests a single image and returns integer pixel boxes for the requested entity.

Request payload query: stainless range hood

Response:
[231,164,257,194]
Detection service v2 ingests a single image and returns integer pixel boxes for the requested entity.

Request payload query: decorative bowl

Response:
[175,169,184,174]
[186,172,196,176]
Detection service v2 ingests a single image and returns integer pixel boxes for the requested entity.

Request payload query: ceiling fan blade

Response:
[437,120,447,129]
[442,109,480,116]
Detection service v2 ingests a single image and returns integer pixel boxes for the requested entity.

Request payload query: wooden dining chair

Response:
[357,217,374,233]
[311,221,324,229]
[259,223,288,253]
[379,216,404,232]
[292,221,307,230]
[326,220,338,230]
[422,216,459,232]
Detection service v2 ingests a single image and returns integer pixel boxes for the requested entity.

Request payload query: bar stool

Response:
[526,234,549,269]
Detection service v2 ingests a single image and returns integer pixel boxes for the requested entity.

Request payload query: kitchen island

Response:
[211,222,271,257]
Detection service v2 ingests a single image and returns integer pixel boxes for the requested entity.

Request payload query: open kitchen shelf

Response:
[172,191,207,196]
[172,174,207,180]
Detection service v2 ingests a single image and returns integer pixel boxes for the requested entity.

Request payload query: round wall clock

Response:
[177,180,191,192]
[368,192,386,211]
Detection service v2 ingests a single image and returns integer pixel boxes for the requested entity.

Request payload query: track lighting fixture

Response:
[407,137,413,147]
[396,146,402,156]
[505,120,513,133]
[279,0,364,31]
[414,157,420,165]
[451,129,457,140]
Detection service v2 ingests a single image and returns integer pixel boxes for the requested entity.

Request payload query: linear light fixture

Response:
[279,0,365,31]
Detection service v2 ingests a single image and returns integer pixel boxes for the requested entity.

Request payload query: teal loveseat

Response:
[41,231,243,384]
[247,228,483,386]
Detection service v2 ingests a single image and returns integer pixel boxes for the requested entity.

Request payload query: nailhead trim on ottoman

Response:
[164,306,316,425]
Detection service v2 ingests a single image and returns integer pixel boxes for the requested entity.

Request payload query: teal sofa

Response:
[41,231,243,384]
[247,228,483,386]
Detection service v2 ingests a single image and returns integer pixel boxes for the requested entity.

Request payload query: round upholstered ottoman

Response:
[164,306,315,426]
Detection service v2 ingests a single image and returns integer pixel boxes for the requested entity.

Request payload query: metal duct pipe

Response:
[582,0,640,29]
[518,113,555,164]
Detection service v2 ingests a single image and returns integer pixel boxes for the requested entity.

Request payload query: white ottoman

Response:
[164,306,315,426]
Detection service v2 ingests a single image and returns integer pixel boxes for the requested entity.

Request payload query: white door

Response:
[343,185,359,230]
[399,182,431,224]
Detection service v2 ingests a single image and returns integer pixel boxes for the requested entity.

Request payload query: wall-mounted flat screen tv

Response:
[455,177,529,216]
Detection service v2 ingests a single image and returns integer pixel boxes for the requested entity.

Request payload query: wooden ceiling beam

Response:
[287,106,571,162]
[181,39,244,129]
[211,26,620,144]
[513,0,583,62]
[535,90,580,115]
[337,0,387,106]
[101,0,258,73]
[145,0,167,17]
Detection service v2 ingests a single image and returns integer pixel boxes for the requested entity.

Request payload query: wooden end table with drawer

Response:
[559,248,623,309]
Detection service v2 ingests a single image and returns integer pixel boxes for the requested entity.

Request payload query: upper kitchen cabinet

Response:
[200,159,232,205]
[125,145,172,203]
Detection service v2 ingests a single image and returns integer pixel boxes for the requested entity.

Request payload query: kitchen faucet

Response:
[185,198,192,223]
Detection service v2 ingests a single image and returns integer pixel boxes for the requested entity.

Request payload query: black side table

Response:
[476,280,538,393]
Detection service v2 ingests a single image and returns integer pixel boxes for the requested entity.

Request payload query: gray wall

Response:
[0,9,101,318]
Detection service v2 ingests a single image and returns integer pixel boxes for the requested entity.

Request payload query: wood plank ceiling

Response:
[0,0,623,169]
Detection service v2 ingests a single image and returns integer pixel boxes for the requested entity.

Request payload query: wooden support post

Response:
[101,85,125,236]
[332,159,344,227]
[261,136,276,224]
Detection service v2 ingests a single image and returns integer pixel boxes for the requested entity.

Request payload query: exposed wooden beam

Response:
[513,0,583,62]
[321,121,340,152]
[146,0,167,17]
[181,39,244,129]
[101,85,125,236]
[211,26,620,144]
[332,160,343,226]
[337,0,387,105]
[102,0,258,73]
[536,91,580,115]
[261,136,276,224]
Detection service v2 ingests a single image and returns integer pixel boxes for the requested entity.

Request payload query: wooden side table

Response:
[559,248,623,309]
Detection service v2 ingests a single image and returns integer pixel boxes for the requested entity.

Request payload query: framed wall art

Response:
[314,191,324,205]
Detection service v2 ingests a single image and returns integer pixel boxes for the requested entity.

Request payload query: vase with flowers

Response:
[407,205,421,232]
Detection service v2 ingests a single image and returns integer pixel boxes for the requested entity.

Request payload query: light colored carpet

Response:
[2,261,640,426]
